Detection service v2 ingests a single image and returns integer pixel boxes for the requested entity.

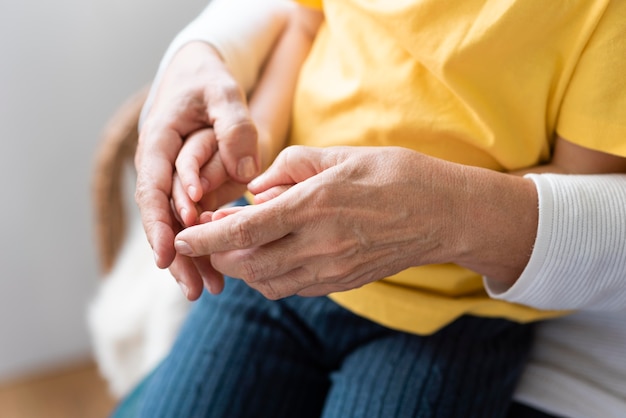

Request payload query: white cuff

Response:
[485,173,626,311]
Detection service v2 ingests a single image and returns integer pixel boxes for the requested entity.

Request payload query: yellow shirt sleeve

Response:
[557,0,626,157]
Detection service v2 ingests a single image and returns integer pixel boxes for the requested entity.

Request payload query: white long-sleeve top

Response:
[486,174,626,418]
[145,1,626,415]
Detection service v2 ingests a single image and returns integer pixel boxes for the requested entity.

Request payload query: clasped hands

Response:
[135,44,464,302]
[175,145,462,300]
[140,119,460,302]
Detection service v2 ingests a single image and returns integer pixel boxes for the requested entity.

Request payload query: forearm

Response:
[449,165,540,286]
[250,7,323,170]
[484,174,626,311]
[454,167,626,311]
[478,135,626,309]
[140,0,296,127]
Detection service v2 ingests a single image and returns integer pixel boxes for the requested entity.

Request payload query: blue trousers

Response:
[112,277,534,418]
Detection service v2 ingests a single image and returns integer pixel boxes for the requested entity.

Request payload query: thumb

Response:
[248,146,325,194]
[210,90,260,184]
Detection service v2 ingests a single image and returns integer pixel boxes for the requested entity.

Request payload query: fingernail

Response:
[248,175,261,189]
[178,281,189,298]
[175,240,193,256]
[188,186,197,199]
[202,276,214,294]
[237,156,257,179]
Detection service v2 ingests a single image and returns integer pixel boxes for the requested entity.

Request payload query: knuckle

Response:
[228,216,255,249]
[257,281,281,300]
[134,181,148,205]
[134,178,160,209]
[217,77,243,99]
[281,145,303,162]
[231,119,257,138]
[219,118,257,146]
[239,259,259,283]
[320,262,351,284]
[206,78,244,108]
[139,119,156,137]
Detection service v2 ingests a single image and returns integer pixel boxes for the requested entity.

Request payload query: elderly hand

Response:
[134,42,259,299]
[173,146,470,299]
[174,145,540,298]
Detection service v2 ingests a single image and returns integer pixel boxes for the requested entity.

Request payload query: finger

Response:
[247,146,326,194]
[175,128,217,202]
[209,233,302,285]
[168,253,205,301]
[197,211,215,225]
[208,83,260,183]
[174,201,292,255]
[171,173,199,227]
[296,283,343,298]
[192,152,246,213]
[197,151,230,193]
[192,256,225,295]
[211,205,247,221]
[252,184,293,204]
[245,267,327,300]
[250,266,369,299]
[194,181,247,215]
[134,128,184,268]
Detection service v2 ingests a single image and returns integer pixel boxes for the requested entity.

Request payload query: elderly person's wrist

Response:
[486,173,626,311]
[451,166,538,287]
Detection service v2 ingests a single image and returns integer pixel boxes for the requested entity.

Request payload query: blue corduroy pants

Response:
[112,275,534,418]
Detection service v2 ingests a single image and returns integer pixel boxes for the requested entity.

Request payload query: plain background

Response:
[0,0,206,383]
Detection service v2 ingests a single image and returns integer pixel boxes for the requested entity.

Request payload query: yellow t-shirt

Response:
[290,0,626,335]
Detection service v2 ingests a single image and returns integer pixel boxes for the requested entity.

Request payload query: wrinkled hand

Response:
[135,42,259,300]
[174,146,464,299]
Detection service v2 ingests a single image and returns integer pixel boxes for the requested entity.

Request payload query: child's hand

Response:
[172,128,250,227]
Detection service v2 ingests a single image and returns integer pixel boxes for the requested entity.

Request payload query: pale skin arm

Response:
[169,6,323,299]
[250,5,323,172]
[174,136,626,299]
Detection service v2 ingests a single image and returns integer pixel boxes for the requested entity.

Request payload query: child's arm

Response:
[515,134,626,175]
[249,5,324,171]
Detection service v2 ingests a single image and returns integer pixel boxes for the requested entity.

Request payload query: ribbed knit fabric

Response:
[514,311,626,418]
[486,174,626,311]
[112,278,534,418]
[485,173,626,417]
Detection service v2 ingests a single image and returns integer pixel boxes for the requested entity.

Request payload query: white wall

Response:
[0,0,206,383]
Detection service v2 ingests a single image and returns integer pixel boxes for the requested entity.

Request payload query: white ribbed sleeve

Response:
[485,173,626,311]
[139,0,295,127]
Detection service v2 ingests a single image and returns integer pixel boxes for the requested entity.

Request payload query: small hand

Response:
[172,128,249,227]
[169,128,249,298]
